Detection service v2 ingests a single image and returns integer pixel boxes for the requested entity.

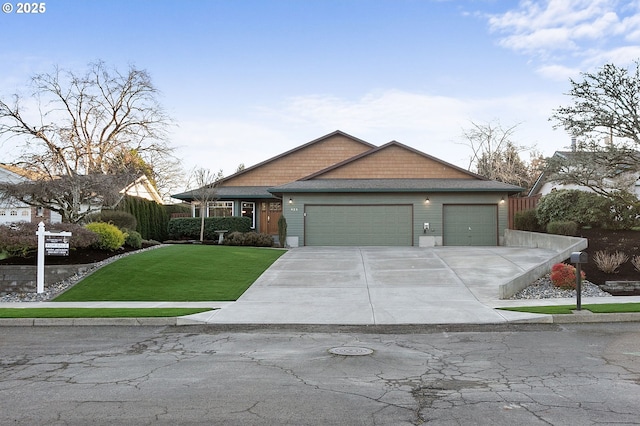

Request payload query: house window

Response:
[208,201,234,218]
[0,210,5,216]
[21,210,29,216]
[241,202,255,228]
[10,210,17,216]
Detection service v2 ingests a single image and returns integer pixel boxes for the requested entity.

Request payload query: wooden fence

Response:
[508,195,541,229]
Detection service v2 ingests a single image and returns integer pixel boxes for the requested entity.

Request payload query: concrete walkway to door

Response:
[188,246,563,325]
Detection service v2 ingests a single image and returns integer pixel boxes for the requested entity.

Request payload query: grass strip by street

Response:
[0,308,213,318]
[54,245,285,302]
[498,303,640,315]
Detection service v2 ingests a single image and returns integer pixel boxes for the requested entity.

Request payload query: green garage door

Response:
[443,205,498,246]
[305,205,413,246]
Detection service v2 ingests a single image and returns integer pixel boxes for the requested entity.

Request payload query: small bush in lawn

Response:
[124,229,143,249]
[632,255,640,273]
[85,222,125,251]
[550,263,586,289]
[546,221,578,236]
[593,250,629,274]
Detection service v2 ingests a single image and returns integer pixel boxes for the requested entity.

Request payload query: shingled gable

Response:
[217,130,376,187]
[299,141,485,180]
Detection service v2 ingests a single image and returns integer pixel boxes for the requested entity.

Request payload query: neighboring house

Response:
[528,150,640,198]
[173,131,523,246]
[0,163,162,224]
[0,163,57,224]
[121,175,164,204]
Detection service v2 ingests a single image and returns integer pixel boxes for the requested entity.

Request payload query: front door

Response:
[259,201,282,234]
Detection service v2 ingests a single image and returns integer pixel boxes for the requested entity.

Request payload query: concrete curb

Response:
[0,317,178,326]
[1,313,640,326]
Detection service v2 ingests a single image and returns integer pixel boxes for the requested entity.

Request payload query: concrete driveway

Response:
[190,246,559,325]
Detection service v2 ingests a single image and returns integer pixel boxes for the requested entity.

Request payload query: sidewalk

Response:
[2,247,640,327]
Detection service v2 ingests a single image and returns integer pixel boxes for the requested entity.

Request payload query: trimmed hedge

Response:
[84,210,137,231]
[223,231,274,247]
[546,220,578,236]
[167,217,252,240]
[513,209,542,232]
[116,196,172,241]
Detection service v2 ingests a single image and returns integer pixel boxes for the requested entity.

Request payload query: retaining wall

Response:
[0,264,93,295]
[500,230,588,299]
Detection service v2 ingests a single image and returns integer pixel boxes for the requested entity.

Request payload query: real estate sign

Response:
[44,235,70,256]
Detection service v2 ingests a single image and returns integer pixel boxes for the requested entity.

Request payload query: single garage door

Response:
[305,205,413,246]
[443,204,498,246]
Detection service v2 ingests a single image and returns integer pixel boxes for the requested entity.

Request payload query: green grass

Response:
[53,245,285,302]
[499,303,640,315]
[0,308,212,318]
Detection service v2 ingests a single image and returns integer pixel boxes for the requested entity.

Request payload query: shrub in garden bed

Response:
[223,231,274,247]
[593,250,628,274]
[84,222,125,251]
[546,220,578,236]
[550,263,586,289]
[0,222,98,258]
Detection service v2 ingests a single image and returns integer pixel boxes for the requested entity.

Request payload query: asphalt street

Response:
[1,323,639,425]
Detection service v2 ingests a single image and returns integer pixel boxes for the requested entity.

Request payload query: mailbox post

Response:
[570,251,588,311]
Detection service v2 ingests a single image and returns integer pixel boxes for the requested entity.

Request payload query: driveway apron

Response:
[194,246,557,325]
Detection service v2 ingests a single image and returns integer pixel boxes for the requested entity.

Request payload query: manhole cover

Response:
[328,346,374,356]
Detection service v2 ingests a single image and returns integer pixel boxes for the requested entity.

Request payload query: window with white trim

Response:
[10,210,17,216]
[241,202,255,228]
[208,201,234,218]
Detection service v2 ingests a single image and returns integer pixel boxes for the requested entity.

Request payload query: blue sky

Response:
[2,0,640,182]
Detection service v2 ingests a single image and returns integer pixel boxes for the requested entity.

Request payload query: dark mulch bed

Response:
[0,245,147,266]
[577,228,640,290]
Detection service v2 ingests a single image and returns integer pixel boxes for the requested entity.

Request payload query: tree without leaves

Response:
[461,120,538,192]
[548,60,640,201]
[0,61,176,222]
[550,60,640,145]
[187,168,224,242]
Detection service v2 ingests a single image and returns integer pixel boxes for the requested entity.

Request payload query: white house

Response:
[0,163,162,224]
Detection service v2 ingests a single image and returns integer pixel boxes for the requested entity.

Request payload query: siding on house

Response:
[312,144,474,180]
[222,133,374,187]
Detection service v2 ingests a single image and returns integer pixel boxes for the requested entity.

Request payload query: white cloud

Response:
[485,0,640,81]
[536,64,581,81]
[171,89,569,180]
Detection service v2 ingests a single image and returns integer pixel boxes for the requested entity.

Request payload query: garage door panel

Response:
[305,205,412,246]
[443,205,497,246]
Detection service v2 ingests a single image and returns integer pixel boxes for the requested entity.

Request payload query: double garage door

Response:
[305,205,413,246]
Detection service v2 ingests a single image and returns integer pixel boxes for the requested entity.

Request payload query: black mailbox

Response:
[570,251,588,264]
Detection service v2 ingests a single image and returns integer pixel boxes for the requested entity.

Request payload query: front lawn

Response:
[54,245,285,302]
[0,308,212,318]
[499,303,640,315]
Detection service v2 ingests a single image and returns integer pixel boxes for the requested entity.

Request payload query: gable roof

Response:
[301,141,486,181]
[217,130,376,187]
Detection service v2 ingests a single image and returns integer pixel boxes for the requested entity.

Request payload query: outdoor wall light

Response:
[288,198,293,204]
[425,197,430,203]
[500,196,505,204]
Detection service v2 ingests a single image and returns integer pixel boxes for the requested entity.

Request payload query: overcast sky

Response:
[2,0,640,182]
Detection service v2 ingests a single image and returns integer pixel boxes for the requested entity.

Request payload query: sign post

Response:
[36,222,71,294]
